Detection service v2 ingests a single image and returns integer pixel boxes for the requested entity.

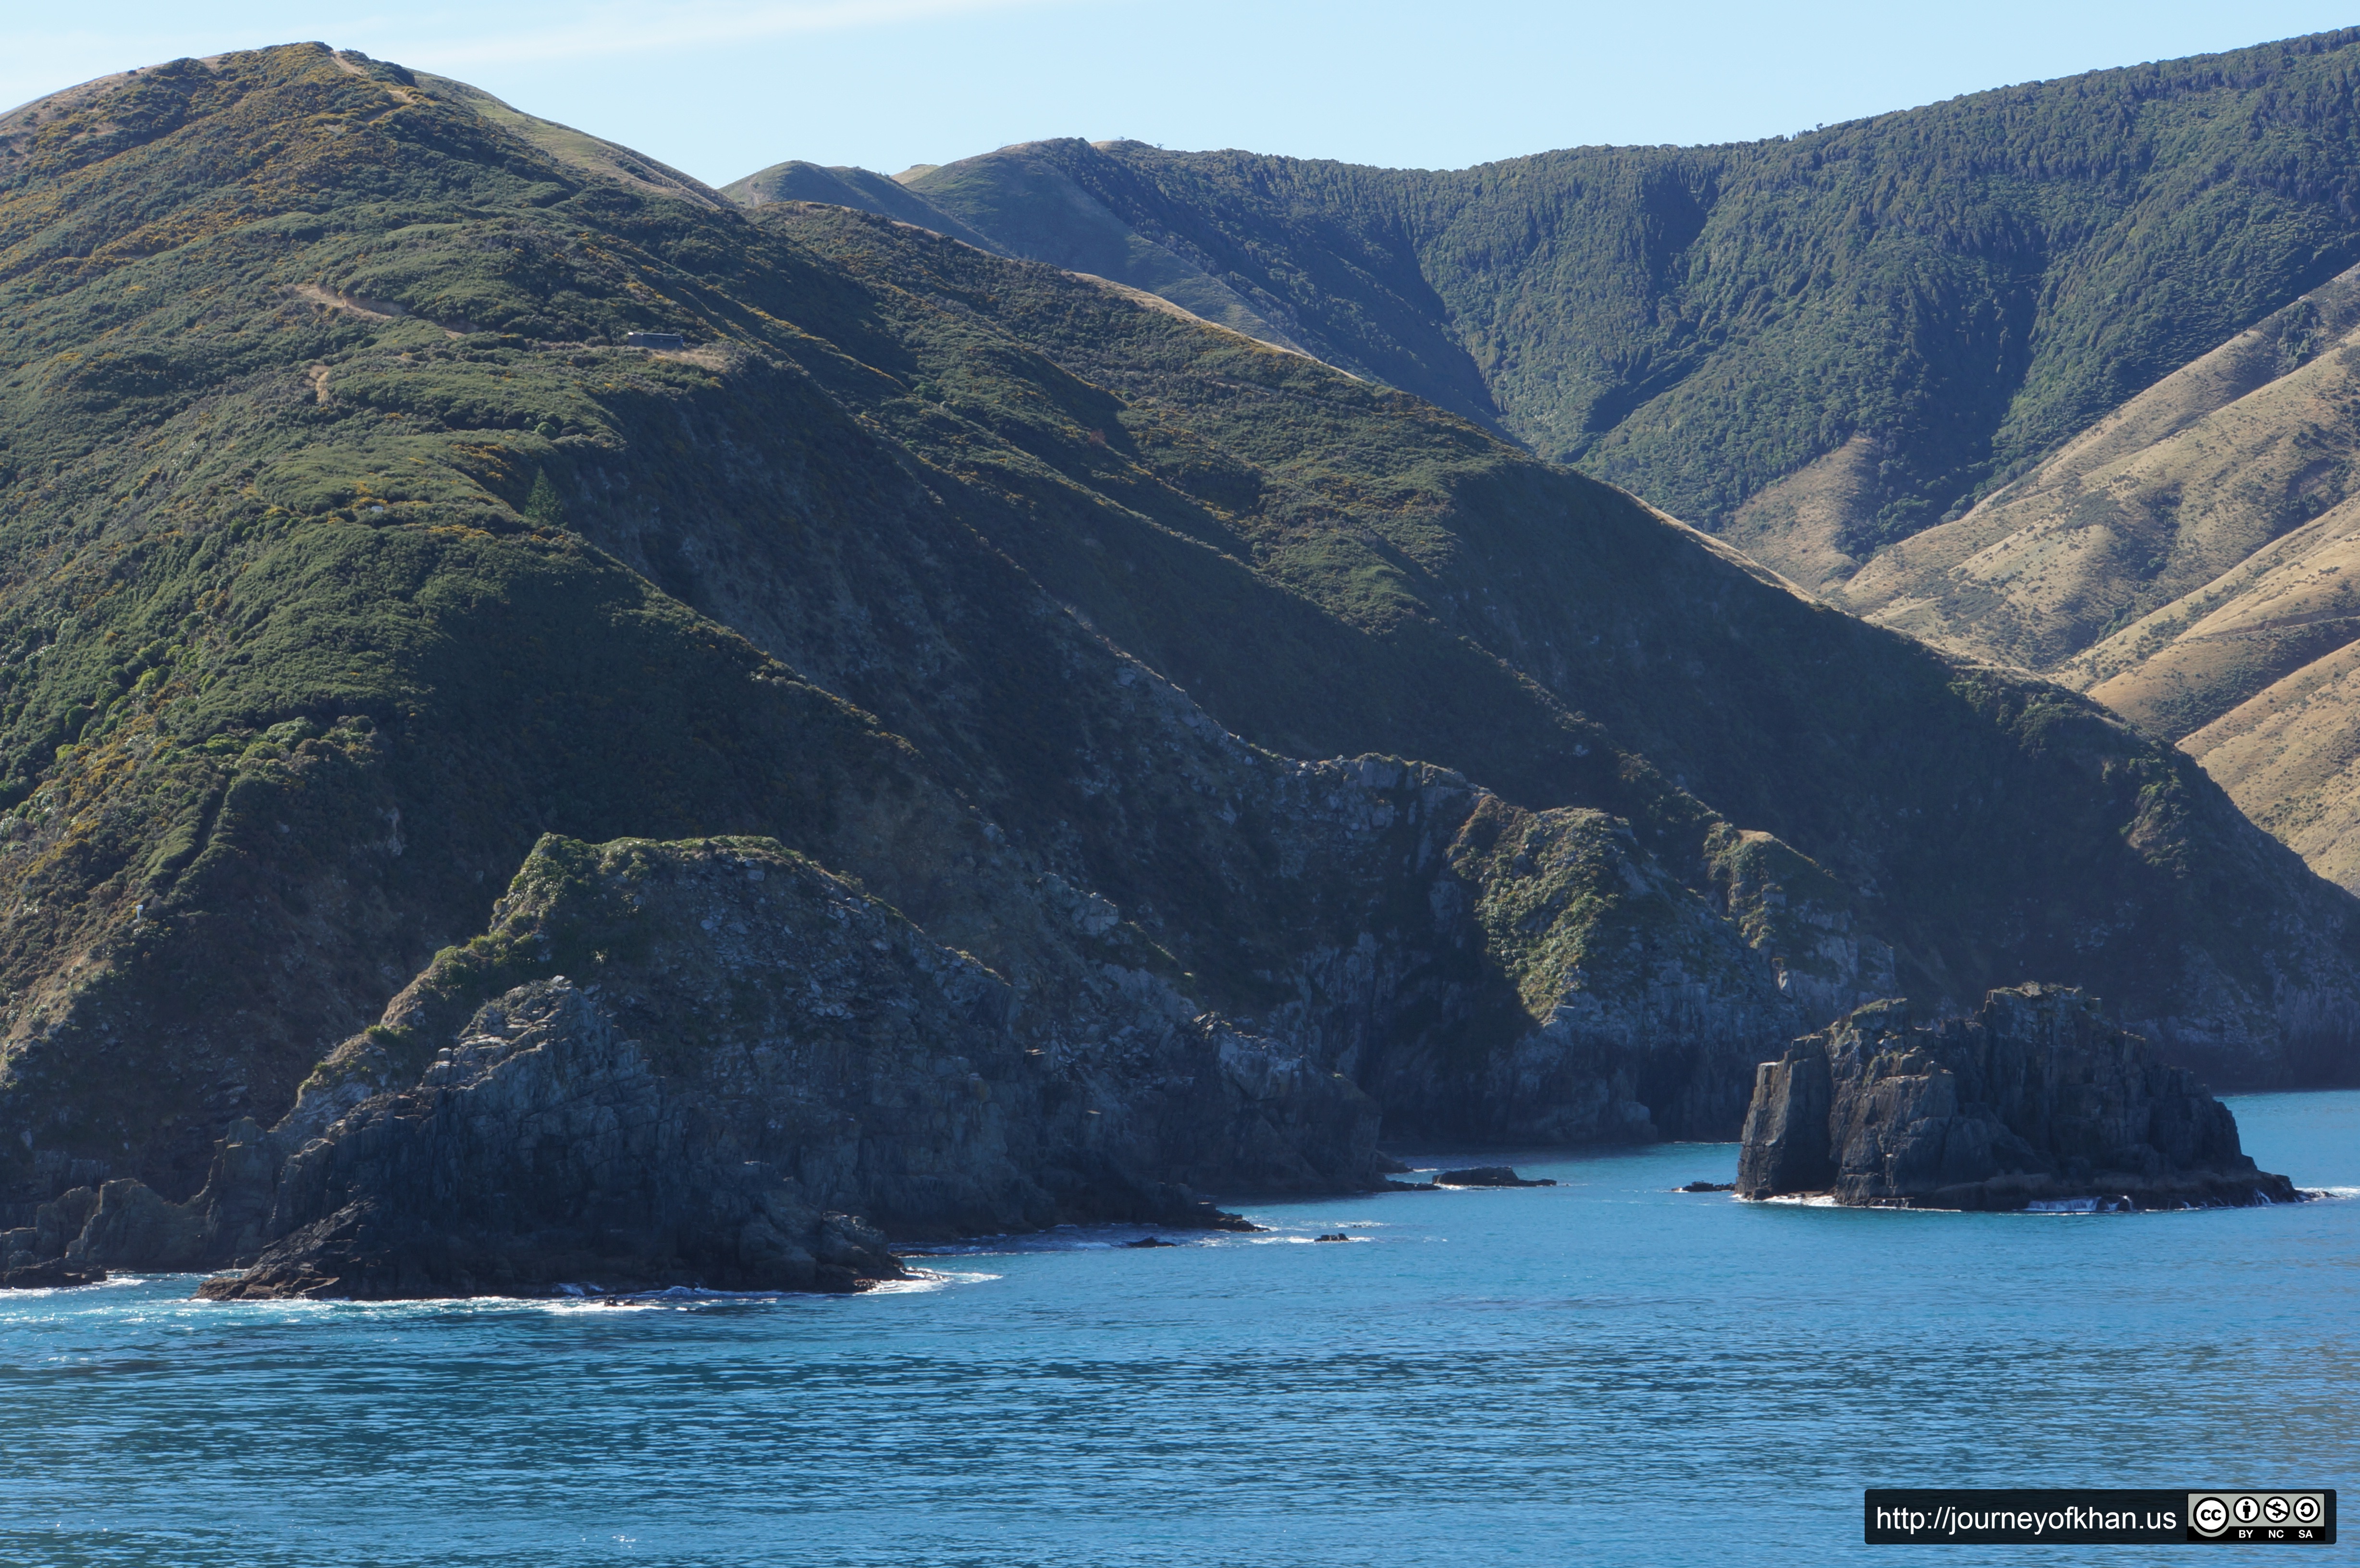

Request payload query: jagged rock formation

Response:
[202,980,912,1299]
[67,834,1388,1296]
[1736,986,2301,1210]
[0,1257,103,1288]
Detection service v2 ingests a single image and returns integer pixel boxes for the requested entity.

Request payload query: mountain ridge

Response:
[713,30,2360,907]
[727,27,2360,565]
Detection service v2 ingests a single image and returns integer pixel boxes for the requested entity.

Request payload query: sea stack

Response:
[1736,986,2301,1209]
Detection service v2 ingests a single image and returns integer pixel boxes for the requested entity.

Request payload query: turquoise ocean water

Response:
[2,1091,2353,1567]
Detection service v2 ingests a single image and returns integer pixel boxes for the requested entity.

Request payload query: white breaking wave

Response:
[869,1269,1000,1295]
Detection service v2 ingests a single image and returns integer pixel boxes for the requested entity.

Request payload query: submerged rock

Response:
[0,1257,106,1289]
[1679,1181,1735,1193]
[1736,986,2302,1210]
[1433,1166,1557,1188]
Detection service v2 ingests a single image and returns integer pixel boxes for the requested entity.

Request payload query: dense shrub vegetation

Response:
[859,29,2360,551]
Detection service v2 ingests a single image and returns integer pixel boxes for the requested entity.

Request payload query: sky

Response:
[8,1,2360,187]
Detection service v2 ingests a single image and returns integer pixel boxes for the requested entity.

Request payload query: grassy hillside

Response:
[0,44,2355,1214]
[2173,618,2360,894]
[731,29,2360,572]
[717,158,1008,256]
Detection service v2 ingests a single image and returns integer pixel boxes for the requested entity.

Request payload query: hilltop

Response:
[0,44,2352,1236]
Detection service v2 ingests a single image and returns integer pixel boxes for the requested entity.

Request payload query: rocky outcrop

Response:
[1736,986,2301,1209]
[201,980,907,1299]
[173,834,1377,1298]
[5,1114,294,1283]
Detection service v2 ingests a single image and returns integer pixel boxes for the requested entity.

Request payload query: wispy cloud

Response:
[405,0,1079,68]
[3,0,1080,110]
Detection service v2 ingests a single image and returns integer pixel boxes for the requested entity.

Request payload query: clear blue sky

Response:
[11,2,2360,185]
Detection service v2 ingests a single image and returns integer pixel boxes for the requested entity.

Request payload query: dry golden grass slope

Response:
[2167,605,2360,891]
[1816,263,2360,890]
[2070,489,2360,890]
[1834,259,2360,668]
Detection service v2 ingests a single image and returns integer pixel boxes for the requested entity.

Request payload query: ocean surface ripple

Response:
[3,1092,2354,1566]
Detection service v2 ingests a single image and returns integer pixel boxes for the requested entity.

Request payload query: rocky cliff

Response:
[1736,986,2300,1210]
[23,773,1846,1294]
[121,834,1382,1297]
[201,979,913,1299]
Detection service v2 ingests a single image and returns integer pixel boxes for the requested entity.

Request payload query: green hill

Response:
[718,158,1008,257]
[0,43,2355,1223]
[729,29,2360,574]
